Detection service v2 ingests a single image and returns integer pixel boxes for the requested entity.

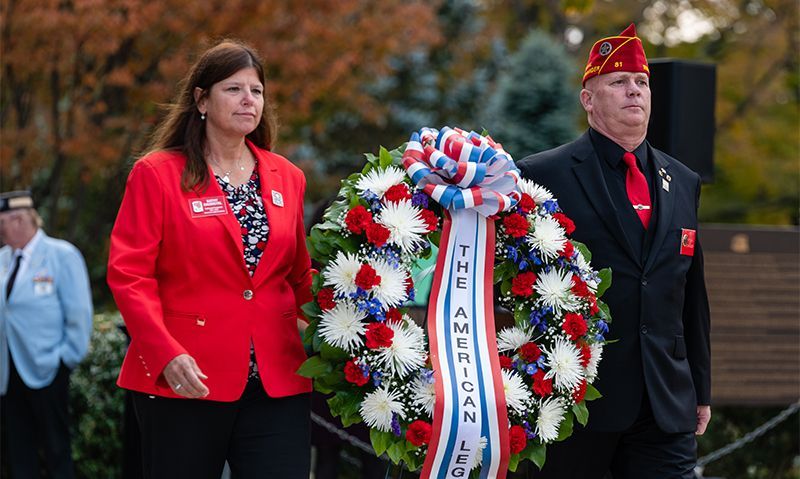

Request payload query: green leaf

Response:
[572,240,591,262]
[523,443,546,470]
[507,453,520,472]
[301,318,317,348]
[556,410,574,441]
[386,440,406,463]
[301,301,321,322]
[328,391,361,420]
[500,279,512,296]
[320,342,349,361]
[596,267,612,297]
[597,301,612,322]
[296,355,331,378]
[584,383,602,401]
[370,429,392,456]
[379,146,393,168]
[513,302,532,325]
[573,402,589,426]
[402,450,422,471]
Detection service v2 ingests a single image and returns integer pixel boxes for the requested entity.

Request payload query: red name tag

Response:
[188,197,228,218]
[680,228,696,256]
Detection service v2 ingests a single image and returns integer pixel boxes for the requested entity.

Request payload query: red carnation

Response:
[420,209,439,232]
[553,212,576,235]
[366,222,391,247]
[503,213,529,238]
[406,420,433,447]
[562,313,588,340]
[572,379,588,403]
[571,276,592,298]
[355,264,381,290]
[365,322,394,349]
[499,354,513,370]
[384,183,412,203]
[560,241,575,259]
[317,288,336,310]
[385,308,402,324]
[579,342,592,368]
[345,205,373,234]
[517,193,535,214]
[519,342,542,363]
[509,425,527,454]
[344,359,368,386]
[532,370,553,397]
[588,296,600,316]
[511,271,537,297]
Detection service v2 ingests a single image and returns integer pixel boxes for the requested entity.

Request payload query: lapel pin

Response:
[658,168,666,178]
[666,174,672,182]
[271,190,284,207]
[662,178,670,192]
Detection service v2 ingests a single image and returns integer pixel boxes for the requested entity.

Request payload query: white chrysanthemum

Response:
[527,216,566,260]
[375,321,427,378]
[369,257,408,308]
[410,374,436,416]
[360,386,405,432]
[586,343,604,381]
[496,326,533,352]
[472,436,488,469]
[543,337,585,392]
[536,396,566,442]
[323,251,361,297]
[355,166,407,198]
[518,179,553,205]
[376,200,429,252]
[318,302,366,352]
[535,268,579,314]
[502,369,533,416]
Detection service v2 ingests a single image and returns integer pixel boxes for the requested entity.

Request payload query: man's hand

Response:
[696,405,711,435]
[162,354,209,398]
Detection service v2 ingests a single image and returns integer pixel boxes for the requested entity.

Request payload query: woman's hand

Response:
[162,354,209,398]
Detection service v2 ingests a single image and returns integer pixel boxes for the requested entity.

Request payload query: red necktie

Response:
[622,152,651,229]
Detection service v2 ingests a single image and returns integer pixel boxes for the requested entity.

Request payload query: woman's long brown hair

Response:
[145,39,278,192]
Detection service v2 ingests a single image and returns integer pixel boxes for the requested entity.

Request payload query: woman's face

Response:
[196,67,264,140]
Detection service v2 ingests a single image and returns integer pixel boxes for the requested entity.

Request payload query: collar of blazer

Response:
[190,139,287,286]
[570,132,676,273]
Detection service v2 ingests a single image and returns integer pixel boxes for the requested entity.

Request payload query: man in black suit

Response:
[517,24,711,478]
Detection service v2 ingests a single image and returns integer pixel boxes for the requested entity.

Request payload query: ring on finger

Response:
[174,383,183,390]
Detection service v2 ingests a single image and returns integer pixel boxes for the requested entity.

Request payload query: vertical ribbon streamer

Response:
[404,127,517,479]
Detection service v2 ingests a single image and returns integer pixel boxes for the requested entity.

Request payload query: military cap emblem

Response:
[599,41,613,56]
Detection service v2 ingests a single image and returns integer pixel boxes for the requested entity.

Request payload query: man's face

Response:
[0,210,27,248]
[582,71,651,134]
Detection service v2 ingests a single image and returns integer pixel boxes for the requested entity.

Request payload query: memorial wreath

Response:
[299,127,612,476]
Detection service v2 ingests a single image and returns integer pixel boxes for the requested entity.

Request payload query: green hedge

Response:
[69,312,127,479]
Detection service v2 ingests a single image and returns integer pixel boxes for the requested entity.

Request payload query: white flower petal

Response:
[536,396,566,442]
[518,179,553,205]
[323,251,362,297]
[586,343,604,381]
[527,215,566,260]
[535,268,580,315]
[376,200,429,253]
[410,372,436,417]
[369,257,408,309]
[356,166,407,198]
[375,320,427,378]
[496,326,533,352]
[502,369,533,416]
[360,386,405,432]
[318,302,366,352]
[542,337,585,392]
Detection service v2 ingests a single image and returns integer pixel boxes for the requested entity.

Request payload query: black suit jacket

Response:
[517,131,711,434]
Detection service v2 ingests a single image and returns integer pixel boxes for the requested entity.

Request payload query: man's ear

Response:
[580,88,592,113]
[194,87,206,113]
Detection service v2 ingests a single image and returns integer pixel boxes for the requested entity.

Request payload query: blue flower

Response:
[597,320,609,335]
[525,363,537,375]
[391,413,402,437]
[372,371,383,388]
[411,191,429,209]
[506,245,519,263]
[543,199,559,214]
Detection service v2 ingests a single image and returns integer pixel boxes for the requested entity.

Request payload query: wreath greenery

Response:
[299,131,612,473]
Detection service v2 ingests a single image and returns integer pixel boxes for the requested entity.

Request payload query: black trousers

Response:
[1,357,75,479]
[531,394,697,479]
[132,377,310,479]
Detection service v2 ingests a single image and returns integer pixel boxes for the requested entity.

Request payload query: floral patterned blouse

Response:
[215,162,269,380]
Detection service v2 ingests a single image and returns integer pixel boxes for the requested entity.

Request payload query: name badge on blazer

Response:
[33,275,54,296]
[680,228,696,256]
[188,197,228,218]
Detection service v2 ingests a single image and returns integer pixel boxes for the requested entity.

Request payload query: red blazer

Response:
[108,141,313,401]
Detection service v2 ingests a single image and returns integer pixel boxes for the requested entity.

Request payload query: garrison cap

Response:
[583,23,649,86]
[0,190,35,213]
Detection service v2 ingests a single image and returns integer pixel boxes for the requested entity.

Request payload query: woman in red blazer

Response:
[108,40,313,478]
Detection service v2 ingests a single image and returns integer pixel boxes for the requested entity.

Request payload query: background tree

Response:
[482,29,579,159]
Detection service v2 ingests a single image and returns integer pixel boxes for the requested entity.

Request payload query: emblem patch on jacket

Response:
[680,229,696,256]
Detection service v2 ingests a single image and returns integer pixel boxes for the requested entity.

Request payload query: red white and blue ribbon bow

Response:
[403,127,518,479]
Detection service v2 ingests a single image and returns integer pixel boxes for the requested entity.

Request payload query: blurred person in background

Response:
[107,39,313,478]
[0,190,93,479]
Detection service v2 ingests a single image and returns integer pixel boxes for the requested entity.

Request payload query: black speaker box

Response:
[646,59,716,183]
